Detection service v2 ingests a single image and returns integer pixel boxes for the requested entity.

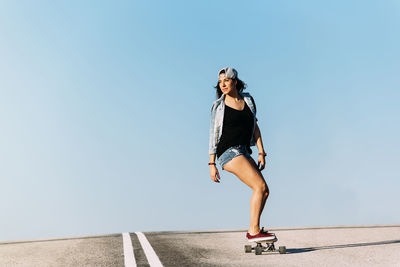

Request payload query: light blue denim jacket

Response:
[209,91,258,155]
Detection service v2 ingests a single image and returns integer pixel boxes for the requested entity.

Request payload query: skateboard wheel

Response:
[244,245,252,253]
[279,246,286,254]
[255,246,263,255]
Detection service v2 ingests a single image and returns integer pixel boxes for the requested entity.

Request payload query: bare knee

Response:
[254,182,267,194]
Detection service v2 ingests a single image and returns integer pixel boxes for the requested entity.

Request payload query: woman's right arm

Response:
[209,102,220,183]
[209,153,220,183]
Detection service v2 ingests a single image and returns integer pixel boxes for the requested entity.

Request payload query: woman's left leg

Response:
[248,157,270,217]
[222,155,269,235]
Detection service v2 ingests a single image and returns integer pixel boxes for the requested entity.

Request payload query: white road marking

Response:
[122,232,137,267]
[135,232,163,267]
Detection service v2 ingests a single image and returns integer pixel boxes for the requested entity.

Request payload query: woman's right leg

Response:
[223,155,268,235]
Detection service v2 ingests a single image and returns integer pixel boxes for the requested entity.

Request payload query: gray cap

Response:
[218,67,238,79]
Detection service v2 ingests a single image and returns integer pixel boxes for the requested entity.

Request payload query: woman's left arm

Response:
[253,123,266,171]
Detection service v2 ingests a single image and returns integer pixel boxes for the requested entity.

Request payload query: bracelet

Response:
[208,162,216,166]
[259,152,267,156]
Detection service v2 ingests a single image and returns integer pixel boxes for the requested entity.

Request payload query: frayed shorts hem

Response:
[217,145,252,170]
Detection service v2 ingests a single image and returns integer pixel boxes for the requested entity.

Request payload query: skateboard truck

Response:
[244,238,286,255]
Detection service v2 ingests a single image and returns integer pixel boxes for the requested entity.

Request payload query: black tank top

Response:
[216,102,254,158]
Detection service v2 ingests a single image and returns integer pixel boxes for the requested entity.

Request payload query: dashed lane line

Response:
[122,233,137,267]
[135,232,163,267]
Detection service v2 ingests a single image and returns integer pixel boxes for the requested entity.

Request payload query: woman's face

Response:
[218,75,237,95]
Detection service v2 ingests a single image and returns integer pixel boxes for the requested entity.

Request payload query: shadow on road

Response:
[287,239,400,254]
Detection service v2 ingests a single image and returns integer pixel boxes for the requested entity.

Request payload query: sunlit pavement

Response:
[1,225,399,266]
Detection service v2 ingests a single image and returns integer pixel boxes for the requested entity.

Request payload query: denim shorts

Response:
[217,145,253,170]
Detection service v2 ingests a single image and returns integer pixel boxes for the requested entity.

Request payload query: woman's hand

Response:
[210,165,221,183]
[257,154,266,171]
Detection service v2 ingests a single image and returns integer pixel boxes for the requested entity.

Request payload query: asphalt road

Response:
[1,225,399,266]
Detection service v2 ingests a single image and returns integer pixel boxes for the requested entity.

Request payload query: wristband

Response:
[208,162,216,166]
[259,152,267,156]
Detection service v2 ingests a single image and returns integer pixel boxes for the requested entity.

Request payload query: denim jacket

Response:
[209,91,258,155]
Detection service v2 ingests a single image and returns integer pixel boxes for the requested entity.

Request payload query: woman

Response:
[208,67,275,242]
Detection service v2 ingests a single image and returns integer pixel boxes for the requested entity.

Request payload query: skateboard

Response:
[244,237,286,255]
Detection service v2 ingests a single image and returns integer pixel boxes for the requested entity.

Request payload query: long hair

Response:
[214,73,247,99]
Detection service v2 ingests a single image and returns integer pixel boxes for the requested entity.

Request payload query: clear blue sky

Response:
[1,0,399,241]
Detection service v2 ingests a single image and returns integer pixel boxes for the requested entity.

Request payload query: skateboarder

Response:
[208,67,275,242]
